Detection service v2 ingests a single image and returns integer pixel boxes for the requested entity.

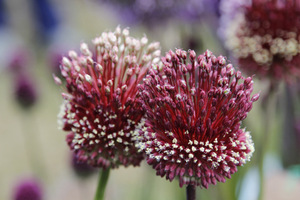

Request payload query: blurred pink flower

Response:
[13,178,43,200]
[14,73,38,109]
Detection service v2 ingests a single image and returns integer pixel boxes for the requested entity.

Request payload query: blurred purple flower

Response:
[176,0,221,21]
[48,49,64,77]
[30,0,60,41]
[99,0,220,27]
[14,73,38,109]
[8,50,29,74]
[0,0,6,27]
[71,153,98,179]
[13,178,43,200]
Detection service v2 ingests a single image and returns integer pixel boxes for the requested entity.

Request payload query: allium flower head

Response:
[57,26,161,169]
[221,0,300,81]
[13,178,43,200]
[136,49,259,188]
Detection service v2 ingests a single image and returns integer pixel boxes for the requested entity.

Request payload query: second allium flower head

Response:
[221,0,300,81]
[136,49,259,188]
[57,26,161,169]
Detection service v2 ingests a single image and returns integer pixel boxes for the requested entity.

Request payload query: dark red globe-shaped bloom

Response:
[221,0,300,81]
[136,49,259,188]
[56,26,161,169]
[13,178,43,200]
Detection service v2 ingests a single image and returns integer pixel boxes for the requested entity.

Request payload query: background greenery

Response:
[0,0,299,200]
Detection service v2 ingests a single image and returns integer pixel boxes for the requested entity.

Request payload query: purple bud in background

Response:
[13,178,43,200]
[8,50,29,74]
[14,74,38,109]
[48,49,63,77]
[71,153,98,179]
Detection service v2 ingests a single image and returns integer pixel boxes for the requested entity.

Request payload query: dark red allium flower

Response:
[13,178,43,200]
[221,0,300,81]
[56,26,161,169]
[136,49,259,188]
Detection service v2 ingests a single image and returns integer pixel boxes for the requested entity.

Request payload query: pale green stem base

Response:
[258,91,275,200]
[21,110,47,179]
[94,168,110,200]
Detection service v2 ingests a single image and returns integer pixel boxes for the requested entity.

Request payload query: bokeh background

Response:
[0,0,300,200]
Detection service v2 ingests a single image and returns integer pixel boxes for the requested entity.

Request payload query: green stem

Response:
[186,184,196,200]
[94,168,110,200]
[21,110,47,179]
[281,84,299,167]
[257,90,275,200]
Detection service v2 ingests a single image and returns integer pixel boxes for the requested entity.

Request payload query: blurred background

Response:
[0,0,299,200]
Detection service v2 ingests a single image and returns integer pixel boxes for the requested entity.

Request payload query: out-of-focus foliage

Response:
[0,0,299,200]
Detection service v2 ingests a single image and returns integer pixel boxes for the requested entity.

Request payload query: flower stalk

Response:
[94,168,110,200]
[257,90,276,200]
[21,111,47,179]
[186,184,196,200]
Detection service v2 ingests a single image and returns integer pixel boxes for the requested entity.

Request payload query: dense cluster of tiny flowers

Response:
[13,178,43,200]
[136,49,259,188]
[56,26,161,169]
[221,0,300,81]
